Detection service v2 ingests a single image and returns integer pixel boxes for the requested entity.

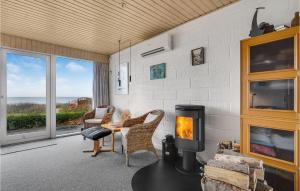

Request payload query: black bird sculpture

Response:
[249,7,275,37]
[249,7,265,37]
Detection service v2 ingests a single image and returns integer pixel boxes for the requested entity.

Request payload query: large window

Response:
[0,49,95,145]
[55,56,93,135]
[6,52,48,134]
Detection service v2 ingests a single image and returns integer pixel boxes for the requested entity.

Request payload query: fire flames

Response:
[176,116,193,140]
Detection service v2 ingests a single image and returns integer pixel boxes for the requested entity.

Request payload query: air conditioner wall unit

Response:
[140,34,172,57]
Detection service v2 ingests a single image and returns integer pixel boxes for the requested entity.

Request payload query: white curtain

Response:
[93,62,109,108]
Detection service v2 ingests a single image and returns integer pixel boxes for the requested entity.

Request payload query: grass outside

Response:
[7,103,89,132]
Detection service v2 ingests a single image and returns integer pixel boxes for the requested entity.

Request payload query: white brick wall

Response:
[109,0,299,161]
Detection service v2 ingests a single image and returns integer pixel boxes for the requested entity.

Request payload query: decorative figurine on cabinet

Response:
[291,11,299,27]
[249,7,275,37]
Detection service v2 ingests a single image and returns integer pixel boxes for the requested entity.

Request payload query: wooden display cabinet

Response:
[240,27,300,191]
[241,27,299,120]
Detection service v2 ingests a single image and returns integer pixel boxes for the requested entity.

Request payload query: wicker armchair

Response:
[121,110,165,166]
[82,105,115,130]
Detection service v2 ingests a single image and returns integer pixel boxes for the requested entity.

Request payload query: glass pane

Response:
[250,79,294,110]
[264,165,294,191]
[250,126,294,162]
[250,37,294,73]
[176,116,193,140]
[56,56,93,136]
[6,53,47,134]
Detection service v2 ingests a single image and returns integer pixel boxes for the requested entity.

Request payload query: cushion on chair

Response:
[81,127,112,140]
[85,118,103,124]
[144,113,157,124]
[121,127,130,148]
[95,108,107,119]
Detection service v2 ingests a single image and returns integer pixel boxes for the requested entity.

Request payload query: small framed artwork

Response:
[115,62,129,95]
[191,47,205,66]
[150,63,166,80]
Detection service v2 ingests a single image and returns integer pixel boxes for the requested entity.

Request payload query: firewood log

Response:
[254,168,265,181]
[204,165,250,190]
[214,154,263,169]
[249,168,257,191]
[201,177,250,191]
[222,149,243,156]
[219,150,264,171]
[255,180,273,191]
[207,160,250,174]
[206,160,258,190]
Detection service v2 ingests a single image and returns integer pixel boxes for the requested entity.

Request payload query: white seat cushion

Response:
[144,113,157,123]
[95,108,107,119]
[121,127,130,148]
[85,118,103,124]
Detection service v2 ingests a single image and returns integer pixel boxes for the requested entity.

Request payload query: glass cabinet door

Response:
[264,165,295,191]
[249,79,294,110]
[250,126,294,163]
[250,37,294,73]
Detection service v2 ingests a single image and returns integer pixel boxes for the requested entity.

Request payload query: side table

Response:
[101,123,122,152]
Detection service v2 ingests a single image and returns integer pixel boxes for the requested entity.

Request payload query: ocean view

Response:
[7,97,81,104]
[3,47,94,136]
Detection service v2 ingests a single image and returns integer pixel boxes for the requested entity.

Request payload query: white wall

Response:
[109,0,299,161]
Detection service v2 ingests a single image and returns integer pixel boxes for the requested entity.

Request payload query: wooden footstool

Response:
[81,127,112,157]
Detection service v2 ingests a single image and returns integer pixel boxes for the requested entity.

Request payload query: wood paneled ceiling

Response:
[1,0,238,55]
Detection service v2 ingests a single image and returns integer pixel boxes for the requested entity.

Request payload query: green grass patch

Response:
[7,111,86,131]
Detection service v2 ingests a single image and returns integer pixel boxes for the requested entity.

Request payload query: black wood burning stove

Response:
[175,104,205,175]
[131,105,205,191]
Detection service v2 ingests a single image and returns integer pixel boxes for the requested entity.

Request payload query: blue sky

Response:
[7,53,93,97]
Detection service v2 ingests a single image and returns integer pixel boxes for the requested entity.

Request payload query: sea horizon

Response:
[7,97,91,104]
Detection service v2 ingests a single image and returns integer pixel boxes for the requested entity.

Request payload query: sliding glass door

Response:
[55,56,93,136]
[0,49,51,145]
[0,50,94,144]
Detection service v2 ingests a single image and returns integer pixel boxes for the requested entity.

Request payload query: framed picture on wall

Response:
[191,47,205,66]
[115,62,129,95]
[150,63,166,80]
